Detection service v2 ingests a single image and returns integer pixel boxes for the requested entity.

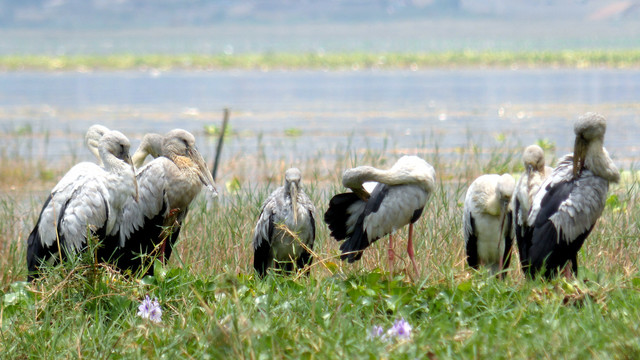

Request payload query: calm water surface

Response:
[0,69,638,170]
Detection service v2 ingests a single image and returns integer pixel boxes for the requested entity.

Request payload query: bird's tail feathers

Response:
[324,192,362,241]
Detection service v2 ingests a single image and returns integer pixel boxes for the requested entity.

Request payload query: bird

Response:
[104,129,217,276]
[324,155,436,273]
[253,168,316,278]
[26,130,138,281]
[86,127,163,170]
[85,124,111,166]
[131,132,163,168]
[520,113,620,279]
[510,145,552,263]
[462,173,515,275]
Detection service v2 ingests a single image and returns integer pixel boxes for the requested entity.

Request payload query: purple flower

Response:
[387,318,412,340]
[369,325,385,339]
[368,318,413,342]
[137,295,162,323]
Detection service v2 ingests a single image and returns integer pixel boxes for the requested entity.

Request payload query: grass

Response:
[0,138,639,358]
[2,49,640,71]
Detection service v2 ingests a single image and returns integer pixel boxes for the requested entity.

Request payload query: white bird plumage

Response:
[26,130,137,281]
[520,112,620,278]
[253,168,316,277]
[324,155,436,273]
[463,173,515,275]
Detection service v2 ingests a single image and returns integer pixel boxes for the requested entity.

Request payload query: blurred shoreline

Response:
[2,50,640,72]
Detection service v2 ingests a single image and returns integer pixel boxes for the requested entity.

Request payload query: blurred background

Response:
[0,0,639,184]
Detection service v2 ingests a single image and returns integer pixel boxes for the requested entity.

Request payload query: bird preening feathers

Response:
[27,130,138,281]
[463,173,515,276]
[518,113,619,279]
[27,127,216,280]
[324,156,436,274]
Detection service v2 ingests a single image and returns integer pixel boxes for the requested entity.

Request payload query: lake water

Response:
[0,69,638,172]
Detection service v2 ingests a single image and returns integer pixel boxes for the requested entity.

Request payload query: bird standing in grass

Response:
[105,129,217,276]
[511,145,552,265]
[253,168,316,278]
[520,113,620,279]
[324,155,436,274]
[27,130,138,281]
[463,173,515,276]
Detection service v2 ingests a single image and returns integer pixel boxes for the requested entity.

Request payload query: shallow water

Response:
[0,69,638,170]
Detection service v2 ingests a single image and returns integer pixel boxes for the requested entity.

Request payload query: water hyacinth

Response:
[137,295,162,323]
[387,318,412,339]
[369,318,412,341]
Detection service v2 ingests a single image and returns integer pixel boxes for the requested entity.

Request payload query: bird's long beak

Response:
[189,148,218,197]
[290,182,299,225]
[573,136,588,178]
[526,164,533,176]
[353,186,371,201]
[125,154,139,201]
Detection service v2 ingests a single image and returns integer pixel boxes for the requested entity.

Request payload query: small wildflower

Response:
[137,295,162,323]
[387,318,412,340]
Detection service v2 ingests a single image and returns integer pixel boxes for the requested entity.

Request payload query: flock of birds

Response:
[26,112,619,282]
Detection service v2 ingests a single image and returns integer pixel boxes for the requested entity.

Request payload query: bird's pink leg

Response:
[159,239,166,263]
[388,233,394,270]
[407,223,418,275]
[563,261,573,279]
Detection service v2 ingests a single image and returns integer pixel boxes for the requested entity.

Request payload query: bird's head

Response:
[573,113,607,178]
[163,129,217,197]
[522,144,545,175]
[100,130,139,201]
[85,124,110,164]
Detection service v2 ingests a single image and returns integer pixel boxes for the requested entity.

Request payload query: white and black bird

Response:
[520,113,620,279]
[463,173,515,275]
[27,130,138,281]
[104,129,217,276]
[324,156,436,273]
[510,145,552,262]
[85,124,111,166]
[253,168,316,278]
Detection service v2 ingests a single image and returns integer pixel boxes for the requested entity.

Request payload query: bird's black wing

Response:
[253,211,274,278]
[502,209,514,270]
[527,179,590,278]
[465,213,479,269]
[339,183,389,262]
[26,195,54,281]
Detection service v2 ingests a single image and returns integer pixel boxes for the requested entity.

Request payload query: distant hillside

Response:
[0,0,636,29]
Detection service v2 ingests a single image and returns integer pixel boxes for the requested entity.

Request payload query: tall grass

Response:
[3,50,640,71]
[0,138,639,358]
